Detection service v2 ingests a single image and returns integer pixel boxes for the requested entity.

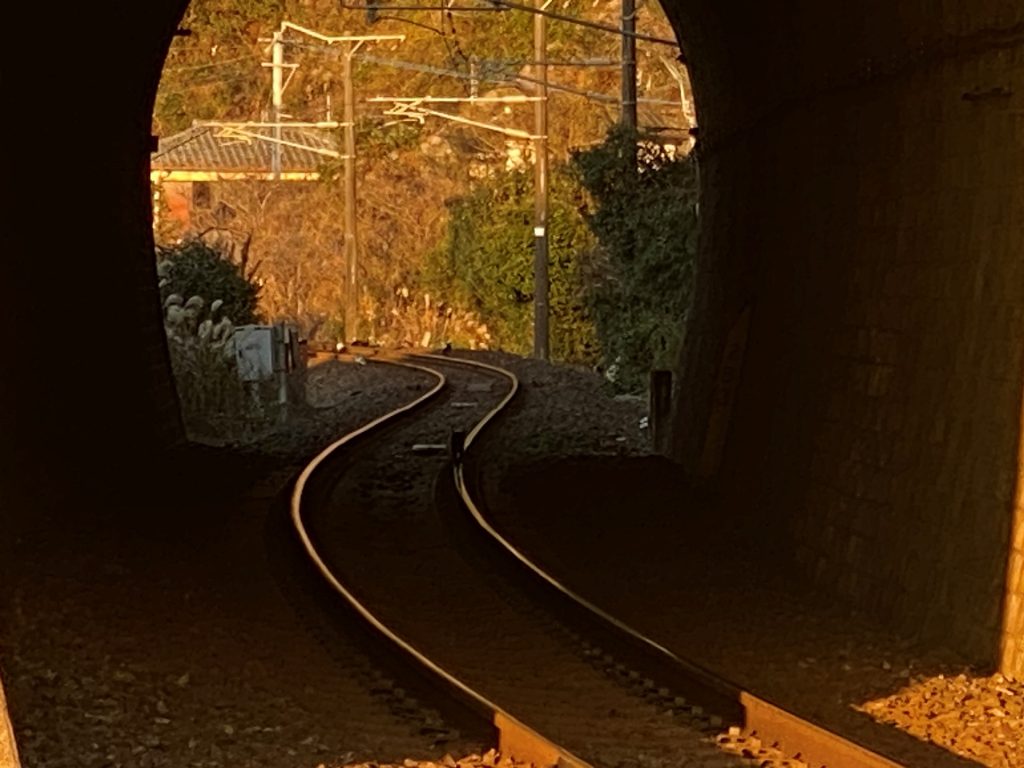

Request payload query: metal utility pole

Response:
[342,43,359,343]
[261,22,403,343]
[271,31,284,180]
[621,0,637,132]
[532,0,549,361]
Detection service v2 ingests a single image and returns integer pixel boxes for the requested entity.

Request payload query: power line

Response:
[165,42,261,56]
[339,0,679,47]
[163,73,261,89]
[340,1,510,11]
[488,0,679,47]
[163,53,675,109]
[163,55,261,73]
[511,70,676,105]
[621,0,637,130]
[356,53,676,106]
[505,58,619,67]
[357,52,505,83]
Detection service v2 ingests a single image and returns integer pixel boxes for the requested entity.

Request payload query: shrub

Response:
[424,166,599,365]
[156,238,260,327]
[572,127,700,392]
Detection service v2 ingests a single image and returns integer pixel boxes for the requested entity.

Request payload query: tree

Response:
[572,126,699,391]
[425,164,599,364]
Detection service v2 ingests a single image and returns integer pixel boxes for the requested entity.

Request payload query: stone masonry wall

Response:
[665,1,1024,673]
[1004,412,1024,679]
[774,42,1024,667]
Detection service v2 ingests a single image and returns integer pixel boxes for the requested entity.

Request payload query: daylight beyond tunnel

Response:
[3,2,1023,677]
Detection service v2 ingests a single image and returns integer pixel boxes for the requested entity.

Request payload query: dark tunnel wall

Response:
[4,3,190,501]
[1,2,1022,675]
[661,2,1024,675]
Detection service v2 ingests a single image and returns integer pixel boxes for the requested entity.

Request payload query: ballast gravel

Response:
[1,348,1017,768]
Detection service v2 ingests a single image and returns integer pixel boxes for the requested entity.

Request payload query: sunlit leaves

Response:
[424,166,598,363]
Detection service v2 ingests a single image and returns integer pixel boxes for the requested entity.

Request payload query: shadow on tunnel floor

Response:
[0,444,1006,767]
[480,454,997,768]
[0,441,477,767]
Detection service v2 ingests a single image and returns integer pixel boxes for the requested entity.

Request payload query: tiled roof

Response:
[151,124,340,174]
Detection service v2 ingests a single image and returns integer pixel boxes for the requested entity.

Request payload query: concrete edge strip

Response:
[0,674,21,768]
[435,354,906,768]
[290,354,592,768]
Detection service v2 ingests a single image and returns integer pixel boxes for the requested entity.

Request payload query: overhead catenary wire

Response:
[278,42,669,102]
[277,42,676,105]
[163,73,264,89]
[357,52,495,82]
[512,70,677,105]
[285,39,619,70]
[338,0,679,47]
[370,95,542,102]
[161,55,681,116]
[163,19,686,116]
[163,54,262,73]
[491,0,679,47]
[339,1,512,10]
[508,58,619,67]
[356,53,679,106]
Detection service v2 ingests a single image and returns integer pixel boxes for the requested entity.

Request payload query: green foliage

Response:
[356,119,423,159]
[572,126,699,391]
[425,166,598,364]
[155,0,285,134]
[156,238,261,326]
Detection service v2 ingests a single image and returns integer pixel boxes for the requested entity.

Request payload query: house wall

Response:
[153,180,193,231]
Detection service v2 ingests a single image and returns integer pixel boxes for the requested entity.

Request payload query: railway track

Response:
[286,351,908,768]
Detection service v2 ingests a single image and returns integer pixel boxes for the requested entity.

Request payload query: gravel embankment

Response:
[857,671,1023,767]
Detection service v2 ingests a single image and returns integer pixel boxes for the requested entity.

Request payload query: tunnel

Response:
[3,2,1022,679]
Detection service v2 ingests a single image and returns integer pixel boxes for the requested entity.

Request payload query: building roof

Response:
[151,124,341,180]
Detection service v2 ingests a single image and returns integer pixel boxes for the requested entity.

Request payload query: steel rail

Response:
[433,353,906,768]
[290,354,591,768]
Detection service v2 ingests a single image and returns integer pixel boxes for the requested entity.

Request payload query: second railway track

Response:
[287,351,909,768]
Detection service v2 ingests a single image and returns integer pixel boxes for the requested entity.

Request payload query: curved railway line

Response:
[282,351,908,768]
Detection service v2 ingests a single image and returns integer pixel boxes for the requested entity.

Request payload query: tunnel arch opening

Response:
[149,0,702,439]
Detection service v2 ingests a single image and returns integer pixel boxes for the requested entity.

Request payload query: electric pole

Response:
[261,22,403,343]
[619,0,639,364]
[533,0,549,361]
[342,43,359,343]
[621,0,637,132]
[270,31,284,179]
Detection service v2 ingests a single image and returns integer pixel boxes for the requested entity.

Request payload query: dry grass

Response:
[163,294,283,444]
